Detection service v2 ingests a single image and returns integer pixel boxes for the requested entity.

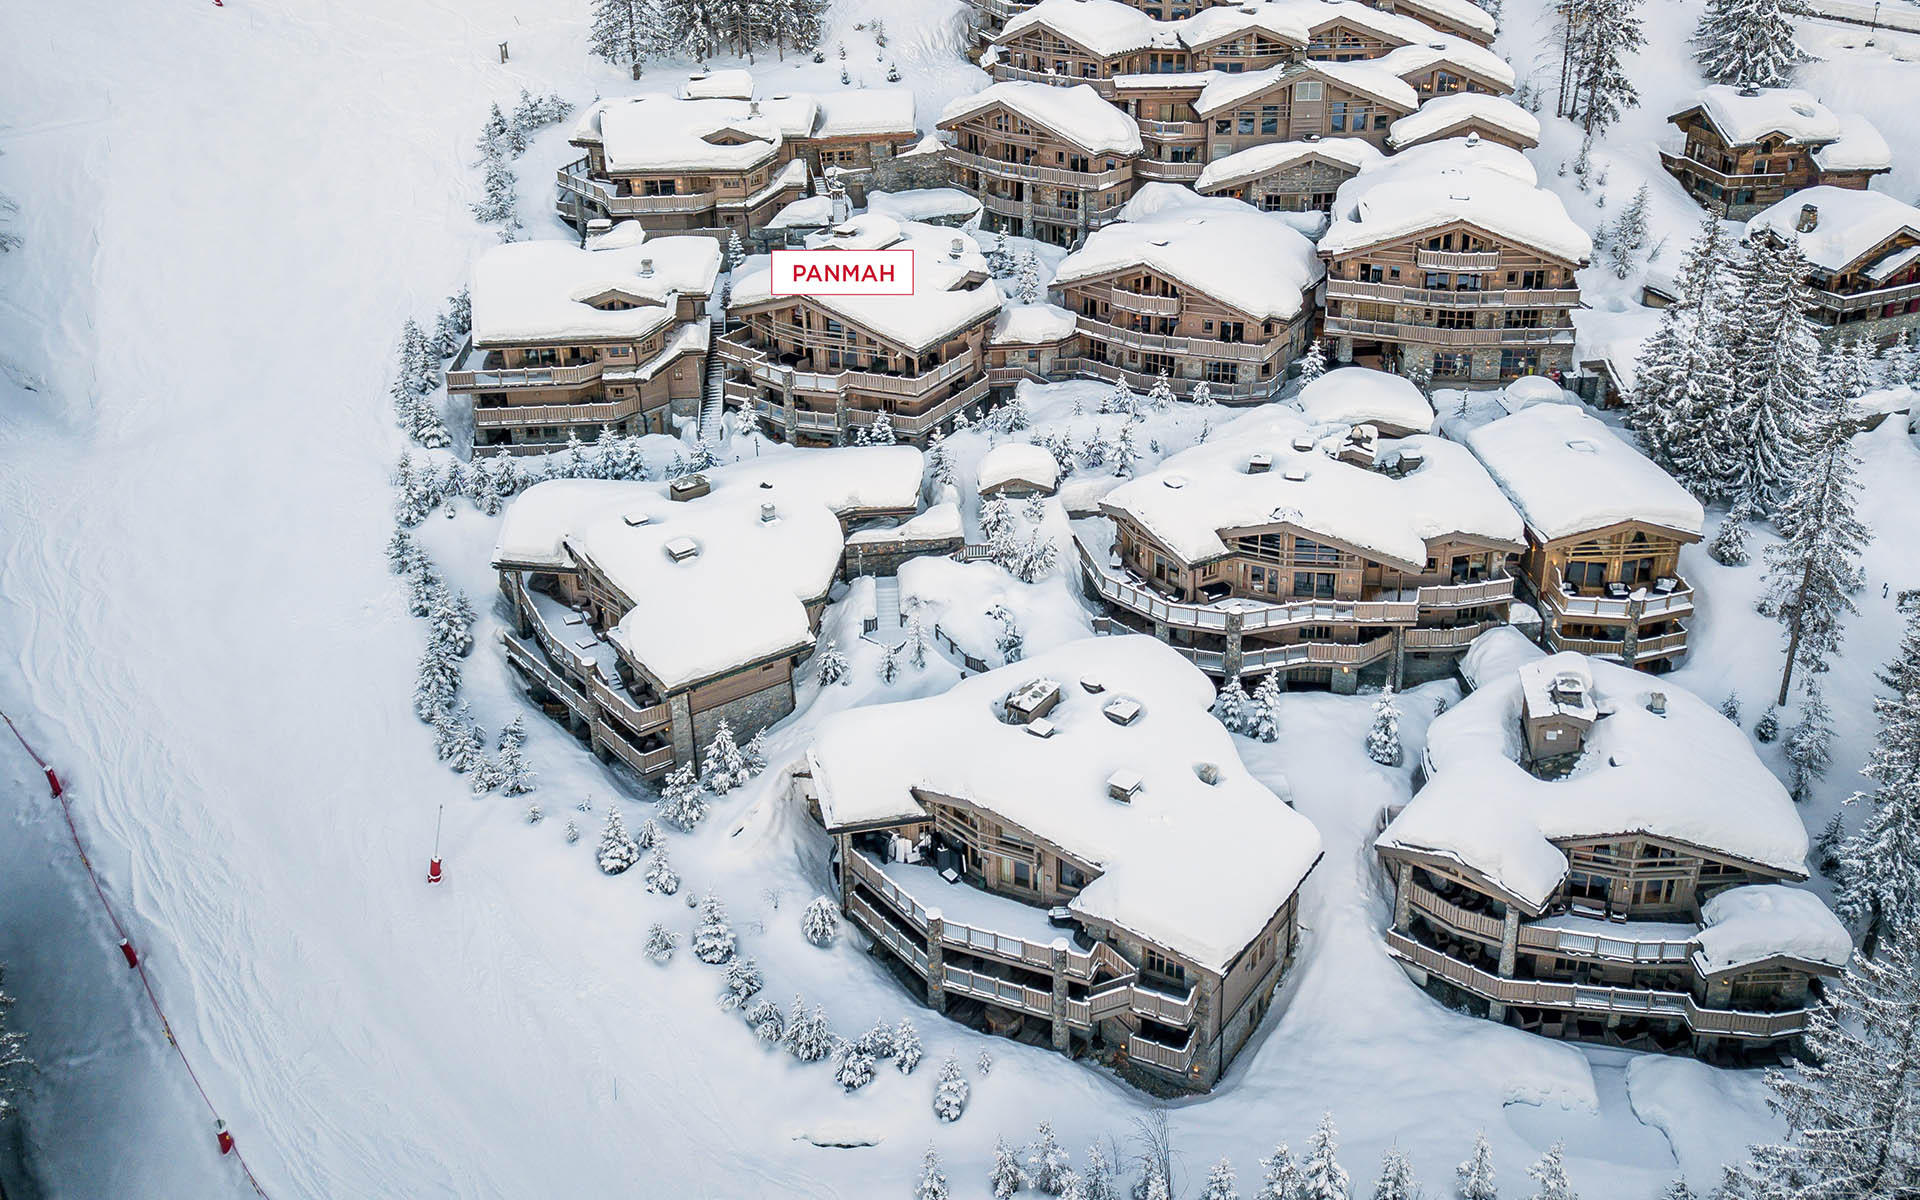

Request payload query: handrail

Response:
[1545,569,1694,619]
[1325,279,1584,309]
[1322,315,1576,347]
[945,147,1132,191]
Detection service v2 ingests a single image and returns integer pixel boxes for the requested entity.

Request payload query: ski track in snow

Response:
[3,0,1914,1197]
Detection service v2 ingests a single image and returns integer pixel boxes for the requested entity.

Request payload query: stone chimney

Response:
[1797,204,1820,233]
[640,257,655,277]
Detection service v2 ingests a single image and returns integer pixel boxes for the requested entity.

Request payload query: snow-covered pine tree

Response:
[983,494,1016,547]
[1724,235,1823,516]
[597,808,641,874]
[1301,1113,1349,1200]
[1140,1161,1173,1200]
[1191,380,1215,409]
[658,0,720,60]
[977,1047,993,1075]
[447,704,487,772]
[1814,810,1847,875]
[1760,406,1869,704]
[1147,371,1176,413]
[498,718,536,795]
[692,893,737,964]
[1299,338,1328,385]
[527,803,545,824]
[1029,1121,1072,1194]
[1755,703,1780,742]
[1626,211,1739,496]
[1216,674,1251,733]
[893,1018,922,1073]
[1114,419,1141,478]
[1370,1148,1415,1200]
[1743,938,1920,1198]
[919,1145,952,1200]
[1368,686,1402,767]
[1523,1142,1576,1200]
[644,922,677,962]
[1016,251,1043,305]
[815,638,850,686]
[746,997,784,1043]
[386,527,423,576]
[1838,597,1920,950]
[739,728,767,777]
[801,895,840,946]
[1077,428,1110,470]
[1257,1144,1304,1200]
[1607,231,1636,281]
[990,1138,1028,1199]
[1709,499,1754,566]
[643,844,681,894]
[717,955,763,1010]
[1249,672,1283,743]
[427,587,475,657]
[414,642,462,722]
[990,230,1013,275]
[473,143,521,239]
[1719,690,1742,724]
[878,641,902,686]
[1013,530,1059,584]
[1568,0,1644,134]
[1660,1179,1695,1200]
[1784,682,1834,802]
[1694,0,1805,88]
[725,228,746,270]
[992,603,1025,664]
[1201,1158,1241,1200]
[470,753,505,794]
[700,720,749,793]
[431,704,463,762]
[1084,1144,1120,1200]
[1457,1132,1498,1200]
[933,1053,969,1121]
[1616,183,1651,252]
[393,453,436,527]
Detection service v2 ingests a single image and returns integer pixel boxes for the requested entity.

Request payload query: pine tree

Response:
[394,452,436,527]
[1370,1149,1414,1200]
[1085,1144,1121,1200]
[1616,184,1651,252]
[1523,1143,1576,1200]
[415,643,462,722]
[993,603,1025,664]
[1113,419,1142,478]
[1607,232,1636,281]
[1567,0,1645,134]
[1724,236,1822,516]
[1202,1158,1242,1200]
[1814,810,1847,875]
[919,1145,952,1200]
[1368,686,1402,767]
[597,808,641,874]
[1785,682,1834,801]
[386,527,423,575]
[718,955,764,1010]
[1743,937,1920,1198]
[1257,1144,1304,1200]
[1755,704,1780,743]
[1719,690,1742,724]
[661,765,712,831]
[893,1018,923,1073]
[692,893,737,964]
[991,1138,1028,1199]
[659,0,721,60]
[700,720,749,794]
[1627,212,1739,496]
[1660,1179,1695,1200]
[498,718,536,795]
[1301,1113,1350,1200]
[802,895,840,946]
[644,922,677,962]
[1838,597,1920,950]
[1191,380,1216,409]
[878,642,902,685]
[1216,675,1251,733]
[1016,251,1043,305]
[1457,1132,1498,1200]
[745,997,784,1043]
[643,845,681,894]
[725,228,746,270]
[1695,0,1805,88]
[1141,1162,1173,1200]
[1233,671,1276,743]
[1148,371,1176,413]
[1709,499,1754,566]
[990,230,1014,275]
[815,638,850,686]
[1299,339,1328,385]
[470,754,505,794]
[1761,408,1869,704]
[427,588,475,657]
[1029,1122,1072,1194]
[933,1053,969,1121]
[446,705,487,772]
[473,143,521,238]
[783,997,833,1062]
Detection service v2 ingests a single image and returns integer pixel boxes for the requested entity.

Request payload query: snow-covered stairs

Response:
[862,576,905,645]
[697,311,726,444]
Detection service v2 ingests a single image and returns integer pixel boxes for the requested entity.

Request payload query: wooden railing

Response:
[942,965,1055,1018]
[718,332,980,399]
[1406,881,1505,941]
[1413,248,1503,271]
[1241,634,1395,670]
[1655,145,1787,190]
[1326,279,1584,310]
[1134,160,1206,183]
[992,64,1116,98]
[1415,573,1514,608]
[1809,276,1920,317]
[450,360,606,391]
[1127,1031,1196,1072]
[849,892,931,974]
[1545,570,1694,619]
[1062,357,1278,402]
[1104,287,1183,316]
[1087,323,1277,363]
[1131,980,1199,1024]
[588,674,670,737]
[1516,922,1693,965]
[471,396,645,430]
[1322,315,1576,347]
[1134,119,1205,138]
[1403,621,1498,649]
[1386,931,1811,1038]
[1075,536,1424,633]
[946,147,1132,192]
[1549,629,1690,659]
[501,633,590,718]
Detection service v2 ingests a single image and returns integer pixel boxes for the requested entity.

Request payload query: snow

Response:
[1391,0,1498,39]
[1745,184,1920,274]
[1358,133,1539,186]
[1102,404,1522,569]
[1174,2,1312,50]
[1691,885,1852,976]
[679,69,756,100]
[938,81,1143,156]
[1054,185,1324,321]
[807,635,1325,973]
[845,501,966,546]
[1502,374,1568,411]
[990,302,1079,345]
[1465,404,1706,542]
[1678,84,1844,147]
[1198,61,1419,117]
[1296,366,1436,436]
[1322,158,1592,265]
[1380,652,1811,911]
[469,229,721,347]
[868,187,983,223]
[732,216,1004,352]
[1193,137,1384,193]
[978,443,1061,494]
[1459,625,1547,691]
[813,87,921,138]
[1387,94,1541,151]
[1377,41,1518,93]
[1000,0,1174,58]
[592,93,819,173]
[1809,111,1893,172]
[1569,305,1664,397]
[766,194,837,229]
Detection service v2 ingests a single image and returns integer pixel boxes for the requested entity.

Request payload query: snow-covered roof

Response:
[868,188,983,223]
[1377,40,1515,92]
[1297,367,1435,435]
[1322,157,1590,264]
[1677,85,1843,147]
[731,217,1003,352]
[978,442,1061,493]
[1379,653,1811,911]
[1194,137,1383,193]
[1746,186,1920,275]
[1053,186,1323,321]
[1465,404,1704,542]
[1387,94,1539,151]
[1102,404,1522,569]
[1502,374,1564,411]
[1198,60,1417,116]
[991,302,1079,345]
[843,502,965,547]
[806,635,1324,973]
[1458,624,1546,691]
[1174,1,1311,49]
[939,82,1143,156]
[1387,0,1497,40]
[1357,134,1538,186]
[468,228,721,347]
[679,70,755,101]
[765,195,837,230]
[1001,0,1173,56]
[1692,886,1851,977]
[593,93,818,173]
[492,449,923,691]
[1570,304,1663,396]
[812,88,919,139]
[1809,112,1892,173]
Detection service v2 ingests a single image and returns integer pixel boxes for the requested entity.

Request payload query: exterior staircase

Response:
[697,311,726,444]
[862,576,906,645]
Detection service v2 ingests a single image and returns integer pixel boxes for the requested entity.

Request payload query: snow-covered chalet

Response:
[1746,186,1920,347]
[1659,85,1891,220]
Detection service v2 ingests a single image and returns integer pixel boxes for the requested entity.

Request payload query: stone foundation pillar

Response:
[668,692,696,770]
[1622,595,1644,668]
[1392,861,1414,932]
[926,910,948,1013]
[1222,611,1245,681]
[1331,666,1359,695]
[1050,940,1071,1052]
[1388,627,1406,690]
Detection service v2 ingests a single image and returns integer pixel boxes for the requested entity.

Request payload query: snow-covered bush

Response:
[816,639,850,686]
[833,1041,877,1092]
[1027,1121,1072,1194]
[644,922,677,963]
[643,846,681,895]
[932,1053,969,1121]
[717,955,764,1011]
[1367,687,1402,767]
[692,894,737,964]
[783,997,833,1062]
[802,896,840,947]
[659,764,708,832]
[745,998,784,1044]
[893,1019,922,1074]
[597,809,641,875]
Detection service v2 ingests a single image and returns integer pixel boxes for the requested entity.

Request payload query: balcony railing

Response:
[1322,315,1576,347]
[992,64,1117,98]
[1807,276,1920,317]
[849,893,931,974]
[1240,634,1395,671]
[752,380,990,439]
[943,965,1056,1019]
[449,360,606,391]
[1548,628,1690,660]
[1325,279,1585,310]
[1655,145,1787,190]
[1083,323,1278,363]
[501,632,590,720]
[1415,573,1515,609]
[1127,1031,1196,1073]
[1413,248,1504,272]
[1062,357,1279,403]
[718,332,980,400]
[1406,881,1505,942]
[471,396,646,431]
[946,147,1132,192]
[1130,980,1199,1024]
[1134,160,1206,183]
[1104,288,1183,316]
[1545,571,1694,620]
[1516,921,1693,965]
[1403,620,1499,649]
[1134,118,1206,138]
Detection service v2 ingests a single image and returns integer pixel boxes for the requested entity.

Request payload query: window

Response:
[1499,348,1540,377]
[1424,272,1448,290]
[1435,309,1473,329]
[1261,105,1279,134]
[1293,571,1336,598]
[1144,948,1187,985]
[1238,112,1256,134]
[1432,351,1471,378]
[1329,101,1348,131]
[1565,560,1607,587]
[1204,360,1239,384]
[1218,321,1245,343]
[1503,309,1543,329]
[1294,80,1322,100]
[1059,861,1088,890]
[1293,538,1339,565]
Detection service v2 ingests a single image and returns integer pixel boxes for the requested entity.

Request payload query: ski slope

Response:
[1,2,1915,1198]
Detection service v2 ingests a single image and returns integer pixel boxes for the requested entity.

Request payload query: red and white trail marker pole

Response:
[427,803,444,884]
[216,1118,234,1155]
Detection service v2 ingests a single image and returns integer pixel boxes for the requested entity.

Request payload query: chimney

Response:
[950,237,965,259]
[749,99,761,117]
[640,257,655,277]
[1647,692,1667,716]
[760,501,778,523]
[1464,130,1481,148]
[1797,204,1819,233]
[1248,452,1272,474]
[831,190,851,224]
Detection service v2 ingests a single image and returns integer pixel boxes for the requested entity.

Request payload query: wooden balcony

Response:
[1656,145,1787,190]
[1134,159,1206,183]
[1062,357,1279,403]
[1808,276,1920,319]
[1084,322,1278,363]
[946,147,1132,192]
[1414,572,1514,609]
[1406,881,1504,941]
[1325,279,1584,310]
[1545,571,1694,621]
[1412,248,1503,272]
[450,360,606,391]
[471,395,646,431]
[992,63,1116,98]
[501,632,590,719]
[1127,1030,1196,1073]
[594,723,675,779]
[1135,118,1206,138]
[1241,634,1394,671]
[751,380,989,439]
[1322,315,1576,347]
[1548,627,1690,661]
[718,332,980,401]
[1516,921,1693,965]
[1103,287,1183,316]
[1130,980,1199,1024]
[1403,620,1499,650]
[942,965,1055,1019]
[848,892,931,974]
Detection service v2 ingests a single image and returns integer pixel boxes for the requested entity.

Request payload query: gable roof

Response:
[1194,136,1384,192]
[1320,155,1590,263]
[469,225,721,347]
[1746,185,1920,275]
[1465,404,1704,543]
[1388,93,1540,150]
[939,81,1143,156]
[1197,59,1418,116]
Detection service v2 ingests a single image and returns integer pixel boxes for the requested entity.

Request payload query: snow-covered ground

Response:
[2,2,1917,1198]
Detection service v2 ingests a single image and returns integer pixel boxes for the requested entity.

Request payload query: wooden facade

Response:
[1195,146,1370,212]
[1753,210,1920,346]
[1659,105,1888,220]
[940,99,1140,246]
[1521,519,1697,671]
[1321,220,1585,383]
[1196,65,1416,154]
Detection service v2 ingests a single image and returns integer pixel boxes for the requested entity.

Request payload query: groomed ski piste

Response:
[2,1,1918,1197]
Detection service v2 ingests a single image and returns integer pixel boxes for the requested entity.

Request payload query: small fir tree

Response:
[1784,682,1834,802]
[1256,1144,1303,1200]
[718,955,764,1010]
[644,922,677,962]
[1368,686,1403,767]
[1029,1121,1073,1194]
[1299,339,1328,384]
[802,896,840,946]
[1755,704,1780,743]
[1301,1112,1350,1200]
[893,1019,923,1073]
[659,763,708,832]
[1201,1158,1242,1200]
[919,1145,952,1200]
[990,1137,1028,1199]
[597,808,642,874]
[1719,690,1741,724]
[1695,0,1805,88]
[1837,596,1920,950]
[1457,1132,1498,1200]
[1370,1148,1415,1200]
[1708,500,1753,566]
[746,997,784,1043]
[498,719,536,796]
[643,845,681,895]
[1251,672,1283,743]
[1216,675,1251,733]
[1523,1143,1576,1200]
[816,638,850,686]
[1760,408,1869,704]
[692,894,737,964]
[933,1054,969,1121]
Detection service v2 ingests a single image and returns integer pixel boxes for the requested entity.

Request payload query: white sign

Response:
[770,249,915,297]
